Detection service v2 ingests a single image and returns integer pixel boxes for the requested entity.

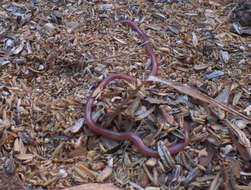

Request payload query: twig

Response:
[147,75,251,123]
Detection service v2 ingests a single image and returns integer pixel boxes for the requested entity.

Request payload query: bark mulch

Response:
[0,0,250,189]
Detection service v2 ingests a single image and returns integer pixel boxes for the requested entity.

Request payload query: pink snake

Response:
[84,20,190,158]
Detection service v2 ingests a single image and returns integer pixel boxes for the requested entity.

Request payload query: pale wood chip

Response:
[97,166,113,182]
[63,183,123,190]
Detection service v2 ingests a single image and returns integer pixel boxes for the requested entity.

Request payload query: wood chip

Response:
[97,167,113,182]
[63,183,123,190]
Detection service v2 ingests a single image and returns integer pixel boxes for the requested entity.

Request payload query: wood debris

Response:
[0,0,250,189]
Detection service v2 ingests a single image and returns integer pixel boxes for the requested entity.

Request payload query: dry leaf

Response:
[225,120,251,159]
[147,76,251,123]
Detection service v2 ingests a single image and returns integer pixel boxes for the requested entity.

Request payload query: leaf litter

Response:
[0,0,250,189]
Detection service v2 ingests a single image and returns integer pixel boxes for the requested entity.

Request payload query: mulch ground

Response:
[0,0,250,189]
